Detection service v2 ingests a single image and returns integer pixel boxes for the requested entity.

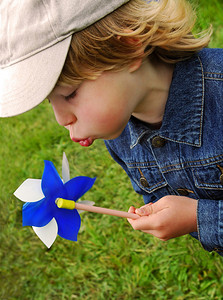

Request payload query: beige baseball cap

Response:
[0,0,130,117]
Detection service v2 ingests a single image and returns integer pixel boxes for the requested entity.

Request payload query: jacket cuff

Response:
[197,199,223,254]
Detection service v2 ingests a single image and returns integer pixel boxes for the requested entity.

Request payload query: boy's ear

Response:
[116,29,144,73]
[116,28,141,44]
[128,58,143,73]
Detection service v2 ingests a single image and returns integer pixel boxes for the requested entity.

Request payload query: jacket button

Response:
[220,174,223,185]
[151,136,166,148]
[217,165,223,184]
[138,168,149,188]
[177,188,189,196]
[140,177,149,187]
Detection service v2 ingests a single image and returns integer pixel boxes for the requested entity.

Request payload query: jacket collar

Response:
[128,53,204,149]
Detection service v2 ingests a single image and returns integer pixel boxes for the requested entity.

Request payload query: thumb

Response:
[135,202,154,216]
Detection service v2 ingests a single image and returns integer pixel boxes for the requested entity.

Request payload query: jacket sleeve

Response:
[197,199,223,255]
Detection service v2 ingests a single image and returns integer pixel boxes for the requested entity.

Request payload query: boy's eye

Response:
[65,90,77,101]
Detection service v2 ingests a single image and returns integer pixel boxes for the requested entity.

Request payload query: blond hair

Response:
[57,0,212,86]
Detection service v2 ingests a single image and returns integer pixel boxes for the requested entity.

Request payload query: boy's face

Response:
[48,68,141,146]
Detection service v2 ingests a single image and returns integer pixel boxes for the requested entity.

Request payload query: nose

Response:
[51,101,76,127]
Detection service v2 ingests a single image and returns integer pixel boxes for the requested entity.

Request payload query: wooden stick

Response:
[56,198,140,220]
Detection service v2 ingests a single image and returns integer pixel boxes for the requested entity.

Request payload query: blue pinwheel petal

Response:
[22,199,53,227]
[54,208,81,241]
[64,176,96,202]
[41,161,64,199]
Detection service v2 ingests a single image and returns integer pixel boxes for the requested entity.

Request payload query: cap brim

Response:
[0,36,71,117]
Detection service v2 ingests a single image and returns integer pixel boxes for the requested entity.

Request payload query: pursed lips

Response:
[65,125,94,147]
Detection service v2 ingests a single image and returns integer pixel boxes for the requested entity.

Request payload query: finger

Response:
[129,214,157,231]
[127,206,136,225]
[128,206,136,214]
[135,202,153,216]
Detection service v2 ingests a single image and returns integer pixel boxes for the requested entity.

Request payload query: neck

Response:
[132,55,174,126]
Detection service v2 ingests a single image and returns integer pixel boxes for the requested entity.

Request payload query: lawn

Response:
[0,1,223,299]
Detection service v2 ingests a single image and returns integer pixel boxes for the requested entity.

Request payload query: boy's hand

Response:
[127,196,198,241]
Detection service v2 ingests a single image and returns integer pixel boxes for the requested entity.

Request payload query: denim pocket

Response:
[192,163,223,200]
[126,162,167,193]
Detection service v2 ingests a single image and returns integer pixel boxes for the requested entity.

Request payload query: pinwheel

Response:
[14,153,95,247]
[14,153,139,248]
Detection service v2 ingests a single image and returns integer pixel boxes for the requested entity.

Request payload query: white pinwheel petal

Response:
[77,200,95,213]
[62,152,70,183]
[14,179,44,202]
[33,218,58,248]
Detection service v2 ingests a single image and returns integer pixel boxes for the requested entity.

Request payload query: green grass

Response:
[1,1,223,299]
[190,0,223,48]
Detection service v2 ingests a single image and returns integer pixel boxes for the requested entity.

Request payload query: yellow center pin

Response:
[56,198,75,210]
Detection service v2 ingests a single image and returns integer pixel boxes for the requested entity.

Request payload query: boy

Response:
[1,0,223,255]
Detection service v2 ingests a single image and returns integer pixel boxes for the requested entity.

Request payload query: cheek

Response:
[80,104,123,133]
[77,86,132,134]
[96,107,130,135]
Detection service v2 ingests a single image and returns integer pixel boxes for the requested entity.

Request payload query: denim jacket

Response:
[105,48,223,255]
